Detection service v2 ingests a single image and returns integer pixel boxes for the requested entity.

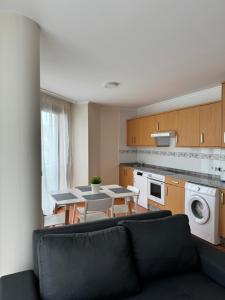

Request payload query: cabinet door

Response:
[119,166,127,187]
[199,102,221,147]
[222,83,225,147]
[219,189,225,238]
[165,184,185,214]
[119,166,133,187]
[177,106,200,147]
[140,116,156,146]
[127,119,141,146]
[133,119,141,146]
[127,119,135,146]
[157,111,178,132]
[126,167,134,186]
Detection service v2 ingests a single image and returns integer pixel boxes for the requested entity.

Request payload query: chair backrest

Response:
[127,185,140,194]
[127,185,140,202]
[85,198,113,213]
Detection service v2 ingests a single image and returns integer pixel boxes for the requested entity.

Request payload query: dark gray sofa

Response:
[1,210,225,300]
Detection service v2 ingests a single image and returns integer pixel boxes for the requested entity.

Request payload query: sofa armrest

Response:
[0,270,40,300]
[193,236,225,288]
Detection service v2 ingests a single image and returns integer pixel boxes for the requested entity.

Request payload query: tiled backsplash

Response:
[119,147,225,176]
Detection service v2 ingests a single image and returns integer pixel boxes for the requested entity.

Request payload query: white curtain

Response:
[41,94,72,215]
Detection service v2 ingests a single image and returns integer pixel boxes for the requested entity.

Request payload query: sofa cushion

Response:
[37,226,140,300]
[123,271,225,300]
[119,214,198,281]
[33,211,171,278]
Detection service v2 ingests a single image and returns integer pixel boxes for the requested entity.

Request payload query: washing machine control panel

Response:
[185,182,217,196]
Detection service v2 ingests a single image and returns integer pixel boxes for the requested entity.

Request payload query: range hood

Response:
[151,131,176,147]
[151,131,176,138]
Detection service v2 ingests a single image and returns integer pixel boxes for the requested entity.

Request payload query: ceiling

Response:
[1,0,225,107]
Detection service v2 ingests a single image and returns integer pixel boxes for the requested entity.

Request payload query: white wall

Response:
[119,85,225,176]
[71,103,89,186]
[88,103,100,179]
[71,103,120,185]
[0,14,42,276]
[100,107,120,184]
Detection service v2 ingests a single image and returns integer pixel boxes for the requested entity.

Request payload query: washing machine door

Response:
[188,195,210,224]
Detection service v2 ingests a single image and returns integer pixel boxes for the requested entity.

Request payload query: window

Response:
[41,94,71,215]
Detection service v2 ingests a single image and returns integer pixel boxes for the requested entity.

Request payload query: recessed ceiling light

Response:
[102,81,120,88]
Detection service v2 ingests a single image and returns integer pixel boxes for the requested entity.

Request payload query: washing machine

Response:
[185,182,220,245]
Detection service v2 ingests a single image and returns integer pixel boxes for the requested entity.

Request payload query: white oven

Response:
[147,173,165,205]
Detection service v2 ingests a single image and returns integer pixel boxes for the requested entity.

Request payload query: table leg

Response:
[72,204,77,224]
[128,197,133,215]
[65,204,70,224]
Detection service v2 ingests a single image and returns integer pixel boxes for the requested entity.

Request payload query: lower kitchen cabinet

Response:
[119,165,133,187]
[148,199,165,211]
[219,189,225,238]
[164,183,185,214]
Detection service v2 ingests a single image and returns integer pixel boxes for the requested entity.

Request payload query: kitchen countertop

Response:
[120,162,225,190]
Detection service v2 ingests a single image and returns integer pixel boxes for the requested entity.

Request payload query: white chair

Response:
[77,198,113,223]
[111,185,140,216]
[44,213,66,228]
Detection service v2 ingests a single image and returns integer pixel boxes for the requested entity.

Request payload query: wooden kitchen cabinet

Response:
[119,165,133,187]
[139,116,156,146]
[199,102,221,147]
[177,106,200,147]
[219,189,225,238]
[221,82,225,147]
[164,182,185,214]
[127,118,142,146]
[127,119,137,146]
[156,111,178,132]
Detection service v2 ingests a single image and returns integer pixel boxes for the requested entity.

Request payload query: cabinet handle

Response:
[157,122,159,131]
[200,132,204,144]
[134,136,136,144]
[221,192,224,205]
[224,132,225,144]
[175,135,178,144]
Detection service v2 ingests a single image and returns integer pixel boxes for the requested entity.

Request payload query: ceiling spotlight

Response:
[102,81,120,88]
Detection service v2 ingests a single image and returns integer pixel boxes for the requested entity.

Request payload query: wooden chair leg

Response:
[128,198,132,215]
[72,204,77,224]
[65,205,70,224]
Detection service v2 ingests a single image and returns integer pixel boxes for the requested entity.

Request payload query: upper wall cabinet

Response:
[199,102,221,147]
[127,98,222,148]
[176,106,200,147]
[156,111,178,132]
[222,83,225,147]
[139,116,156,146]
[127,118,144,146]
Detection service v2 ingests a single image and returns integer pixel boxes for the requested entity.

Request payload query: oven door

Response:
[148,179,165,205]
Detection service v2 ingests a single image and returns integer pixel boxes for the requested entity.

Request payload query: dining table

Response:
[51,184,138,224]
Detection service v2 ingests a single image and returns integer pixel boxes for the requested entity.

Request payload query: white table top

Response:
[52,184,137,206]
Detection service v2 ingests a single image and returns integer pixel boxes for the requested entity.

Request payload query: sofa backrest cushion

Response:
[37,226,140,300]
[119,214,199,282]
[33,211,171,277]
